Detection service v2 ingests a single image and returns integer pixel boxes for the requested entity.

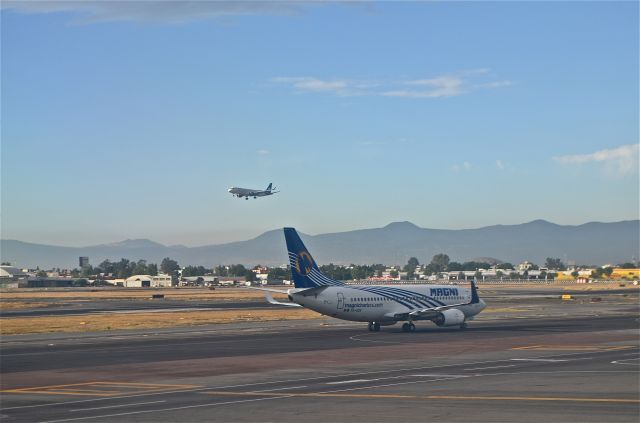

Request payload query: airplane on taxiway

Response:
[254,228,486,332]
[228,183,278,200]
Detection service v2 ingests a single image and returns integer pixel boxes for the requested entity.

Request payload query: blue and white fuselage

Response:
[289,284,485,324]
[258,228,486,332]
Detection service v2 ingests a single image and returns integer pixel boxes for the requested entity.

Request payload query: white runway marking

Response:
[611,358,640,365]
[410,374,469,378]
[8,348,636,412]
[326,379,374,385]
[464,364,518,371]
[38,396,293,423]
[254,385,308,392]
[70,400,165,412]
[510,358,569,362]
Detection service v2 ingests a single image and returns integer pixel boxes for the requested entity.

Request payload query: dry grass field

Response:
[0,308,322,335]
[0,302,51,310]
[1,284,636,335]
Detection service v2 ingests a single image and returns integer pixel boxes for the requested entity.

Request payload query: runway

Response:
[1,291,638,422]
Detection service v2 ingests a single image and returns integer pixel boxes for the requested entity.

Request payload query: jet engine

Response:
[433,309,466,327]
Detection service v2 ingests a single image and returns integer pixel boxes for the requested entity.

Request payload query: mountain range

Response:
[1,220,638,269]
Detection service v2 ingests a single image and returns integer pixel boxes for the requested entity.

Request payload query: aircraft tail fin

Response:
[470,279,480,304]
[284,228,343,289]
[266,183,273,191]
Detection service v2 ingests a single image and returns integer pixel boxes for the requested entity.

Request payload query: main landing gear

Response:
[368,322,381,332]
[401,322,416,332]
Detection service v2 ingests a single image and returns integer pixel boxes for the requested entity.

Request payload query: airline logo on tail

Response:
[295,251,314,276]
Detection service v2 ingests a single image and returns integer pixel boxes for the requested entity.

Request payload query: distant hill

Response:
[1,220,638,269]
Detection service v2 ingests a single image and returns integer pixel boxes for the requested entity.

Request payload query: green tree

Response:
[619,262,637,269]
[160,258,180,275]
[116,259,133,279]
[133,260,149,275]
[228,264,248,277]
[147,263,158,276]
[447,262,462,271]
[268,266,290,280]
[403,257,420,279]
[36,270,47,277]
[545,258,566,271]
[496,263,514,270]
[245,271,256,282]
[214,265,228,277]
[430,254,450,273]
[81,265,94,278]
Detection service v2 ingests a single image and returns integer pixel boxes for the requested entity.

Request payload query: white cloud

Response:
[496,160,504,170]
[553,144,639,176]
[272,77,377,97]
[452,161,472,172]
[476,80,513,89]
[256,149,270,156]
[274,70,511,99]
[383,76,465,98]
[2,1,317,24]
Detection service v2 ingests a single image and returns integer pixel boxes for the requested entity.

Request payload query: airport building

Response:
[124,274,172,288]
[0,265,28,288]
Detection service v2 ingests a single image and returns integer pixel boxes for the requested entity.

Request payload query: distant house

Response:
[517,261,535,271]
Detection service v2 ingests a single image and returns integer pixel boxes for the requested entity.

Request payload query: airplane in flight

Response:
[254,228,486,332]
[228,183,278,200]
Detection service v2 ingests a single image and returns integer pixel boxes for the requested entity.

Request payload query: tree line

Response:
[26,254,637,281]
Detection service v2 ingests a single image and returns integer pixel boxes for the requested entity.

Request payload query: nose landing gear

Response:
[367,322,381,332]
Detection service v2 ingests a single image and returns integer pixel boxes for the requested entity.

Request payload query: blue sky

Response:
[1,1,638,246]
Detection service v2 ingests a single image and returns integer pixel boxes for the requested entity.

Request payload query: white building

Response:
[124,274,172,288]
